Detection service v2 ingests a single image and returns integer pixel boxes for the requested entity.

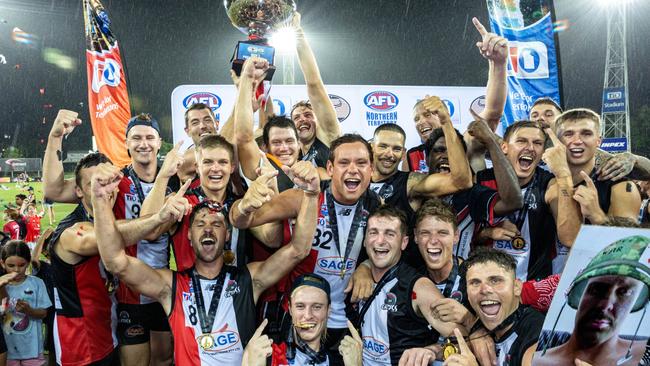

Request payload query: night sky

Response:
[1,0,649,157]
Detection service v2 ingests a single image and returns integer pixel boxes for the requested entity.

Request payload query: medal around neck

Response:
[198,333,215,350]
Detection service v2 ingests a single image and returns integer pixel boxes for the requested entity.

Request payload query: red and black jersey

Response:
[49,204,118,366]
[168,266,256,365]
[170,185,244,272]
[406,144,428,173]
[113,167,172,304]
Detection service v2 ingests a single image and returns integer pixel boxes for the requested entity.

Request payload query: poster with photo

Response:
[533,226,650,366]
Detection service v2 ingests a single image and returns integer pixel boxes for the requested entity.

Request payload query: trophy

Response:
[224,0,296,81]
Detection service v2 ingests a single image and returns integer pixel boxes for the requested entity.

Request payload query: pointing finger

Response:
[171,140,184,153]
[176,178,192,197]
[580,170,596,190]
[252,318,268,339]
[544,127,562,147]
[347,320,362,343]
[472,17,488,37]
[454,328,471,355]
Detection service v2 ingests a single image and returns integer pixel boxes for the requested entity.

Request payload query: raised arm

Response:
[293,12,340,145]
[473,17,508,130]
[410,97,473,197]
[543,130,581,246]
[235,57,271,181]
[140,143,184,217]
[230,171,304,229]
[91,165,175,313]
[43,110,82,203]
[249,161,320,301]
[467,115,523,215]
[60,164,190,257]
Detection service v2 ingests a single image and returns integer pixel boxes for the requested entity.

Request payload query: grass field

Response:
[1,181,77,231]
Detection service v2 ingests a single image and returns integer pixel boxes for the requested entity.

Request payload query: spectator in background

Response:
[23,203,43,251]
[12,196,25,209]
[2,209,24,241]
[42,199,55,226]
[0,240,52,366]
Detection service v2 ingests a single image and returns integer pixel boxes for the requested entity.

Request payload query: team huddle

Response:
[3,12,649,366]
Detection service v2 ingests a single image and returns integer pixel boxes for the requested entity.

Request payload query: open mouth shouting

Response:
[207,174,224,184]
[344,178,361,191]
[568,147,585,160]
[418,126,433,138]
[372,247,390,259]
[435,159,450,174]
[200,236,216,247]
[425,247,443,262]
[479,299,502,318]
[517,154,535,172]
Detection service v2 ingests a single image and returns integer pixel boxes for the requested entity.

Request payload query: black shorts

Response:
[117,302,170,346]
[0,327,6,354]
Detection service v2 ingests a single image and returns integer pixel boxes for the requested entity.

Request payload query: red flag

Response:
[84,0,131,167]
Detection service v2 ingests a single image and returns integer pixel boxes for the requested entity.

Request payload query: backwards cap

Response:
[291,273,331,304]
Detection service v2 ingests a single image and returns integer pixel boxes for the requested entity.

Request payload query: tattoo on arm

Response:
[560,189,570,198]
[626,182,632,192]
[56,150,62,161]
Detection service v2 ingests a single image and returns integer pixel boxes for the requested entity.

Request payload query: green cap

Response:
[573,235,650,287]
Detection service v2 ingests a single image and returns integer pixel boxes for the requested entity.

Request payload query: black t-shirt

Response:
[300,138,330,169]
[442,184,500,259]
[492,306,545,366]
[477,167,555,281]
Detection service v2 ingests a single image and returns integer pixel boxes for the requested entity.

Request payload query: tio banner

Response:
[600,137,628,153]
[486,0,562,129]
[84,0,131,167]
[171,85,486,152]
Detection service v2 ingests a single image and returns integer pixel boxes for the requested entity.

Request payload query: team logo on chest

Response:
[381,292,398,312]
[224,279,240,298]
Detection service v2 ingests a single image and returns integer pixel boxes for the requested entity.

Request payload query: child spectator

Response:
[0,240,51,366]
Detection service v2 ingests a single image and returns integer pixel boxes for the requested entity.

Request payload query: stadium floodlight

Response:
[270,26,297,54]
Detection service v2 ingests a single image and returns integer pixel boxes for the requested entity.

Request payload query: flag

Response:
[485,0,562,130]
[84,0,131,167]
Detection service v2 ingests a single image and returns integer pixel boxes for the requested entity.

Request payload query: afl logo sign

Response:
[364,91,399,111]
[183,92,222,112]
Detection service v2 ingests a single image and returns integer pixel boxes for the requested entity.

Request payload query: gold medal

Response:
[198,334,214,350]
[511,235,526,250]
[223,250,235,265]
[442,338,459,360]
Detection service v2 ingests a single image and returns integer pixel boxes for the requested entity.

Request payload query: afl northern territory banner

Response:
[84,0,131,167]
[486,0,562,129]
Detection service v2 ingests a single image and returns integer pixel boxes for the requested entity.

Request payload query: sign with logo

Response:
[487,2,562,130]
[364,90,399,127]
[171,84,486,153]
[602,87,626,113]
[362,336,389,357]
[236,41,275,64]
[600,137,628,153]
[183,92,222,113]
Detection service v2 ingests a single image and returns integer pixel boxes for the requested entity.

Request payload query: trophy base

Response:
[231,40,276,81]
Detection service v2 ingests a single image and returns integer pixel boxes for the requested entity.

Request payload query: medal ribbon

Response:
[190,267,228,335]
[127,166,147,204]
[288,328,328,365]
[325,188,365,277]
[441,257,459,299]
[356,263,400,327]
[512,172,537,229]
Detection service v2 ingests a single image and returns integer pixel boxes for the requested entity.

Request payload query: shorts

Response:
[117,302,170,346]
[7,354,46,366]
[0,328,6,353]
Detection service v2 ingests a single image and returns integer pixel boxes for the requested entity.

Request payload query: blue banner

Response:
[602,87,626,113]
[600,137,628,153]
[486,1,561,130]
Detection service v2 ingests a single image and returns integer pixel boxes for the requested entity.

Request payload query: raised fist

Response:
[90,163,123,200]
[50,109,82,138]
